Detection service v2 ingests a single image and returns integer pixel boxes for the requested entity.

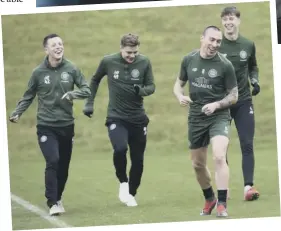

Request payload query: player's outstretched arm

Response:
[83,58,106,118]
[9,72,37,123]
[86,59,106,106]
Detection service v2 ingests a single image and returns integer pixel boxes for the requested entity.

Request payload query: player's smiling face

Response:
[201,28,222,58]
[221,14,240,35]
[120,46,139,63]
[45,37,64,61]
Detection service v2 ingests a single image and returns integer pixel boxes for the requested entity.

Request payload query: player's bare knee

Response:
[213,154,226,166]
[191,147,207,162]
[192,160,205,172]
[211,136,229,155]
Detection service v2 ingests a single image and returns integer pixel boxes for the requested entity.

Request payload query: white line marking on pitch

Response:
[11,194,72,228]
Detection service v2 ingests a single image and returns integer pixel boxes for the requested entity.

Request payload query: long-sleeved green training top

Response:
[85,52,155,125]
[10,57,91,127]
[219,34,259,102]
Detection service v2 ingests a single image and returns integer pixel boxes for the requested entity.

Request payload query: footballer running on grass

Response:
[173,25,238,218]
[9,34,91,216]
[83,33,155,207]
[218,6,260,201]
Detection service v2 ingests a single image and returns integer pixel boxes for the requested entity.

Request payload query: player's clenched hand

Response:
[178,95,193,106]
[133,84,140,95]
[83,105,94,118]
[251,83,260,96]
[61,92,73,102]
[9,114,20,123]
[202,102,219,116]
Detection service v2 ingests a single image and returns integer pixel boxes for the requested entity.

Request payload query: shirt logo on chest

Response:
[61,72,70,83]
[239,50,247,61]
[44,75,50,84]
[208,69,218,78]
[192,77,212,89]
[113,70,119,79]
[131,69,140,80]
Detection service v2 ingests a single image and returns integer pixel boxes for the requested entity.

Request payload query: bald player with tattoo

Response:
[173,26,238,218]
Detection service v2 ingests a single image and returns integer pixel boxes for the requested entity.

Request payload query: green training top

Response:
[219,34,259,102]
[11,57,91,127]
[85,52,155,125]
[179,50,237,121]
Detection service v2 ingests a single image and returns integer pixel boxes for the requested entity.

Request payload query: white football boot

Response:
[57,200,65,213]
[49,204,61,216]
[119,182,130,203]
[125,194,138,207]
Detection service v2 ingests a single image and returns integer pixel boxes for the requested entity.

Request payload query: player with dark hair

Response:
[219,6,260,201]
[83,33,155,207]
[9,33,91,216]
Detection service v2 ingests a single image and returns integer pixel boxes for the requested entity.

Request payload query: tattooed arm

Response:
[216,59,238,109]
[216,86,238,109]
[202,60,238,116]
[202,86,238,116]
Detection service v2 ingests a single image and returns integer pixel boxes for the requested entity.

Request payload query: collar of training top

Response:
[118,52,139,65]
[222,33,241,43]
[44,56,66,70]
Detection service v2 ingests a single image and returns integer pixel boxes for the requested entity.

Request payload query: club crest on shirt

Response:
[208,69,217,78]
[131,69,140,78]
[239,50,247,60]
[61,72,70,82]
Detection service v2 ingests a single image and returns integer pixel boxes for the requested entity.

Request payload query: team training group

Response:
[9,6,261,218]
